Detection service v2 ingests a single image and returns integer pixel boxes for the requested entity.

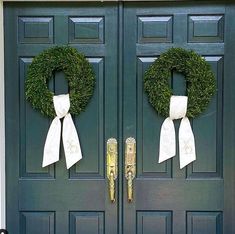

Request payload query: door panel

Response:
[5,3,118,234]
[123,2,235,234]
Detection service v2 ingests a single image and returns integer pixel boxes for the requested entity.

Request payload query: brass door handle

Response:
[107,138,118,203]
[125,137,136,203]
[127,171,133,202]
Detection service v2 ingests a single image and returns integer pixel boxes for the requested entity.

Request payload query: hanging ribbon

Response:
[159,96,196,169]
[42,94,82,169]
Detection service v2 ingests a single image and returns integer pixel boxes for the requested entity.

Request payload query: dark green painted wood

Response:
[4,2,235,234]
[4,3,119,234]
[223,4,235,234]
[123,2,235,234]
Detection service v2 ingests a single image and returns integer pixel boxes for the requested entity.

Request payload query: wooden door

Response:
[123,2,235,234]
[4,3,118,234]
[4,2,235,234]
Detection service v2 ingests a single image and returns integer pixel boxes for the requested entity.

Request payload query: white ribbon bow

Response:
[42,94,82,169]
[159,95,196,169]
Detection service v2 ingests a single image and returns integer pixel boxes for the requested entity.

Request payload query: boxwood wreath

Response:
[144,47,216,118]
[25,46,95,118]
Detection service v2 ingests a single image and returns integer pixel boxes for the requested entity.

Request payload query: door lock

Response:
[107,138,118,203]
[125,137,136,202]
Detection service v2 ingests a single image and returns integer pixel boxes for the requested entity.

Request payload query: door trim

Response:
[0,0,5,229]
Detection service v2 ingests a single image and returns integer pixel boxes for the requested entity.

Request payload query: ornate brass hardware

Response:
[125,137,136,203]
[107,138,118,203]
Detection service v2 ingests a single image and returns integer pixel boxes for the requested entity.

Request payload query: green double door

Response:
[4,2,235,234]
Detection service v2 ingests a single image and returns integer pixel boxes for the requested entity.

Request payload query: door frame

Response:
[0,0,232,230]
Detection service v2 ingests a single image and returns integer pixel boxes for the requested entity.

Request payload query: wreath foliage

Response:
[25,46,95,118]
[144,47,216,118]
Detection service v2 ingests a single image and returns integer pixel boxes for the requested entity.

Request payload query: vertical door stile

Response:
[118,3,124,234]
[224,5,235,234]
[123,4,137,234]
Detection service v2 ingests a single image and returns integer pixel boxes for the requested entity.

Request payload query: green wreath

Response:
[25,46,95,118]
[144,48,216,118]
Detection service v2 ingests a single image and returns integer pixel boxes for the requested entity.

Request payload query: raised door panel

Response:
[70,212,104,234]
[19,57,54,179]
[20,212,55,234]
[137,211,172,234]
[18,16,54,44]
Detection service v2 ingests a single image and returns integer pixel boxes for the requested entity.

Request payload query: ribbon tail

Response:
[159,117,176,163]
[179,117,196,169]
[62,113,82,169]
[42,117,61,167]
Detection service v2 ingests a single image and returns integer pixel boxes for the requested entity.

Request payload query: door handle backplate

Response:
[125,137,136,202]
[107,138,118,203]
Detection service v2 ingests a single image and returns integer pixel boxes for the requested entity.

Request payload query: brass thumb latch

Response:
[125,137,136,203]
[107,138,118,203]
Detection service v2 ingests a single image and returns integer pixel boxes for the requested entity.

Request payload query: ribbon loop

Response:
[159,95,196,169]
[42,94,82,169]
[169,96,188,120]
[53,94,70,118]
